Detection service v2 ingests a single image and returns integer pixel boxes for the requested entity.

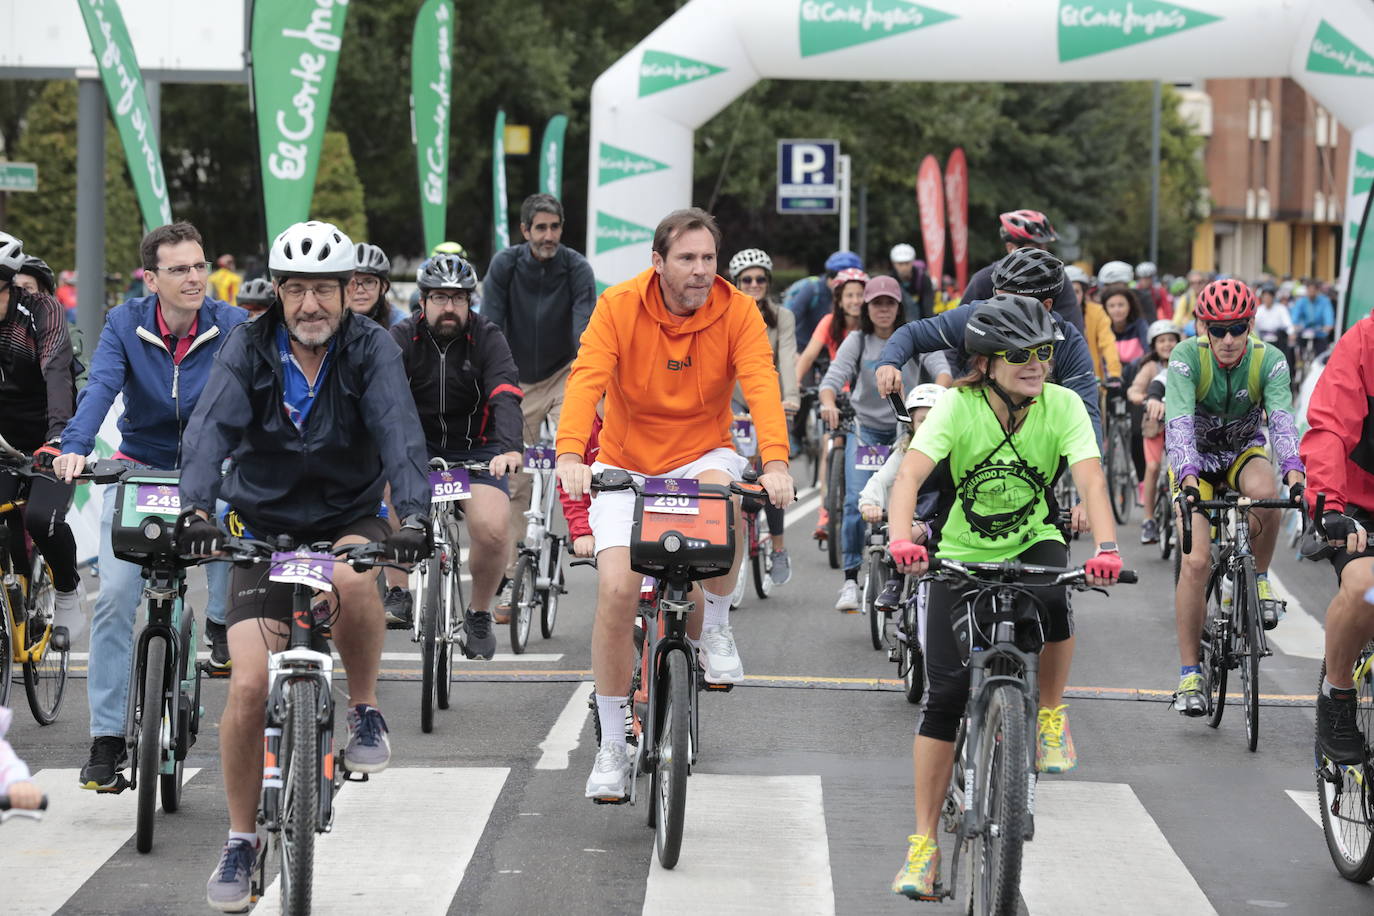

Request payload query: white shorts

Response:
[588,448,749,553]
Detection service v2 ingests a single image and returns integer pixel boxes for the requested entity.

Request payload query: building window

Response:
[1259,100,1273,141]
[1315,191,1326,222]
[1258,189,1271,220]
[1246,189,1256,219]
[1248,100,1258,140]
[1316,107,1329,147]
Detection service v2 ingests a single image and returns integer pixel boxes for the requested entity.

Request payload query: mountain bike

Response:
[1179,487,1302,751]
[1100,383,1137,524]
[894,572,926,704]
[509,429,567,653]
[1315,641,1374,883]
[580,468,764,869]
[0,439,69,725]
[821,394,855,569]
[927,557,1136,914]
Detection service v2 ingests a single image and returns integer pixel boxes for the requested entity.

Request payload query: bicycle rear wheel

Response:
[0,604,12,707]
[509,554,536,654]
[540,537,563,638]
[1238,559,1262,752]
[750,520,774,600]
[280,679,319,915]
[23,558,67,724]
[864,553,885,651]
[652,650,691,869]
[135,636,167,854]
[825,449,844,570]
[1316,652,1374,882]
[1108,426,1135,524]
[969,684,1030,916]
[420,557,442,733]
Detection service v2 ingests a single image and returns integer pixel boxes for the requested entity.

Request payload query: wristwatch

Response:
[1096,541,1119,553]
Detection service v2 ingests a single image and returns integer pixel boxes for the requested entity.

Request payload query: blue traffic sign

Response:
[777,139,839,214]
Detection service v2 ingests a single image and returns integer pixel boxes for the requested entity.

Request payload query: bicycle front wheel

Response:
[1202,567,1229,728]
[750,520,774,600]
[1316,652,1374,882]
[1155,472,1173,561]
[901,585,925,705]
[23,557,68,725]
[825,449,844,570]
[420,557,442,733]
[280,679,319,916]
[1108,426,1135,524]
[864,553,886,651]
[439,519,463,709]
[1238,558,1262,752]
[509,554,536,655]
[970,683,1030,916]
[652,650,691,869]
[0,603,12,707]
[135,636,167,854]
[540,538,563,639]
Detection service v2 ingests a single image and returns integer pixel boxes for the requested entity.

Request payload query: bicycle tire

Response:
[729,561,748,610]
[0,602,11,707]
[280,678,319,916]
[825,449,844,570]
[652,649,690,869]
[22,557,67,725]
[865,554,886,651]
[540,538,562,638]
[1156,473,1173,561]
[135,636,166,854]
[1108,426,1134,524]
[420,557,441,733]
[1239,558,1262,752]
[902,630,925,706]
[750,520,774,600]
[161,610,194,813]
[1203,566,1229,728]
[509,554,536,654]
[439,519,463,710]
[970,683,1029,916]
[1315,652,1374,882]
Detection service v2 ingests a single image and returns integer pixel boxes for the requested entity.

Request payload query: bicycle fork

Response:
[260,650,338,834]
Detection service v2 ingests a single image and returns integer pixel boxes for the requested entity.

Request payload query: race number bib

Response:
[429,468,472,503]
[854,445,892,472]
[643,477,700,515]
[730,419,756,455]
[269,550,336,592]
[135,484,181,515]
[523,446,556,472]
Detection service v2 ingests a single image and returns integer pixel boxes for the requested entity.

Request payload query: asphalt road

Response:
[4,488,1373,915]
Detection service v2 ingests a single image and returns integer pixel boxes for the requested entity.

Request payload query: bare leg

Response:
[221,619,286,833]
[913,735,956,838]
[1039,636,1074,707]
[1237,458,1280,574]
[1142,461,1160,517]
[464,483,514,613]
[330,535,385,709]
[690,468,743,640]
[1325,559,1374,689]
[1175,508,1211,667]
[590,547,643,696]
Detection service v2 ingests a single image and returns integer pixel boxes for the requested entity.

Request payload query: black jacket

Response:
[0,287,76,450]
[481,243,596,383]
[391,312,523,459]
[179,308,430,538]
[961,261,1085,334]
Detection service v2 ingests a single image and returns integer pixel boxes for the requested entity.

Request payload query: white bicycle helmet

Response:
[269,221,355,279]
[890,243,917,263]
[1063,264,1090,286]
[1097,260,1134,286]
[1148,319,1181,344]
[905,382,947,411]
[728,248,772,281]
[0,231,24,281]
[1135,261,1158,279]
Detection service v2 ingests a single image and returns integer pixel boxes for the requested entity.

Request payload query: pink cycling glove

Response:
[888,539,928,567]
[1085,549,1122,581]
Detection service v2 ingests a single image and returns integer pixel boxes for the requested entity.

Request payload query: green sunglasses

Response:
[995,344,1055,365]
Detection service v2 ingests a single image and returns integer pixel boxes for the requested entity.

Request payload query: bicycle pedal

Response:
[701,681,734,692]
[89,773,132,794]
[200,661,231,679]
[591,794,631,806]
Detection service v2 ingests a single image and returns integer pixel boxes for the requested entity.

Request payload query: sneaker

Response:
[1317,686,1366,765]
[205,838,257,913]
[770,549,793,586]
[584,743,633,801]
[383,586,414,629]
[1036,704,1077,773]
[53,587,83,642]
[1173,672,1208,717]
[891,834,941,900]
[343,704,391,774]
[835,579,860,612]
[814,508,829,541]
[493,578,513,625]
[699,624,744,684]
[1256,577,1284,630]
[463,609,496,660]
[79,736,128,791]
[205,619,231,672]
[1140,518,1159,544]
[875,577,902,611]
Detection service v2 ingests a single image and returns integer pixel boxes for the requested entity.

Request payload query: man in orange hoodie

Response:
[557,208,795,802]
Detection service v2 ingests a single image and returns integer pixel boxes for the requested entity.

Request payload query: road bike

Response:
[580,468,764,869]
[1315,640,1374,883]
[1179,488,1302,751]
[1100,383,1138,524]
[820,394,856,570]
[925,557,1136,914]
[508,426,568,653]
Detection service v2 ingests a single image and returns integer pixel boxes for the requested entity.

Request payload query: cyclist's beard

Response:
[430,314,464,341]
[286,309,341,348]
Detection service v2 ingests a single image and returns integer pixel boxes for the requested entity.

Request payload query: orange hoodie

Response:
[557,267,789,476]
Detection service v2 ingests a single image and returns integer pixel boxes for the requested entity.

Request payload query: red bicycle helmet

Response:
[998,209,1058,245]
[829,267,870,290]
[1194,278,1256,322]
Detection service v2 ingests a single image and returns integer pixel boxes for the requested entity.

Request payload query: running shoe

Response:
[585,743,633,801]
[699,624,744,684]
[1173,672,1207,717]
[835,579,860,612]
[1140,518,1159,544]
[344,704,391,774]
[770,549,793,586]
[1036,704,1077,773]
[891,834,941,900]
[205,838,256,913]
[383,586,414,629]
[79,736,128,791]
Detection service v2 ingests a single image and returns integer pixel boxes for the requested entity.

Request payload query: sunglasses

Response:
[737,274,769,286]
[995,344,1055,365]
[1205,321,1250,339]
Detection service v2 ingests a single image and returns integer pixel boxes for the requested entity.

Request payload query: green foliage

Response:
[310,131,368,242]
[7,81,141,280]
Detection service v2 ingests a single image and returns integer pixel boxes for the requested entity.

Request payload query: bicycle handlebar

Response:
[0,794,49,818]
[428,457,494,473]
[924,556,1138,587]
[589,469,766,503]
[1177,491,1303,556]
[202,537,412,573]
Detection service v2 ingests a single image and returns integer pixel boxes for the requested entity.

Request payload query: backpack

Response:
[1195,335,1264,403]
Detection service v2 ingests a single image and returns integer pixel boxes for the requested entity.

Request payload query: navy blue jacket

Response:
[60,294,248,469]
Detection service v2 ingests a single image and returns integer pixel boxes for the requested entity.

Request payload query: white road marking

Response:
[67,651,565,665]
[782,494,822,531]
[255,767,508,914]
[534,682,595,770]
[1264,571,1326,660]
[1,767,200,916]
[1022,781,1215,915]
[1286,789,1324,828]
[642,774,834,915]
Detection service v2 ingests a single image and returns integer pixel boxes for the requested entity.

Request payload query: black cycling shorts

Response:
[1329,505,1374,581]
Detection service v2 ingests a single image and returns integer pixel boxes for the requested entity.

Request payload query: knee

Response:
[227,672,269,712]
[1340,566,1374,606]
[596,581,639,622]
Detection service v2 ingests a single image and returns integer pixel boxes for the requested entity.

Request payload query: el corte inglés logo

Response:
[638,50,725,97]
[1307,20,1374,78]
[595,212,654,255]
[598,143,669,186]
[1057,0,1220,62]
[798,0,957,57]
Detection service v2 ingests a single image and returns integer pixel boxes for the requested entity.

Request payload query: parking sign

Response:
[777,139,839,214]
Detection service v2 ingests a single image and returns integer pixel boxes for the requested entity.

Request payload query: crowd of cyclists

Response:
[0,194,1370,911]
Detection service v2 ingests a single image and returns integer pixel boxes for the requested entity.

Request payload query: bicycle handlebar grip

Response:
[1118,570,1138,584]
[0,794,49,811]
[1177,495,1193,555]
[925,557,944,572]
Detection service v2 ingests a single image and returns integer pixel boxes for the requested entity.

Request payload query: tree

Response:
[310,131,369,242]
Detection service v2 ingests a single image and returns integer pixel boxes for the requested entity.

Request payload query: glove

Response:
[1104,377,1123,391]
[1179,485,1201,507]
[1288,481,1305,504]
[34,440,61,471]
[174,511,223,556]
[1321,510,1360,543]
[1085,548,1123,582]
[888,539,927,568]
[387,516,432,563]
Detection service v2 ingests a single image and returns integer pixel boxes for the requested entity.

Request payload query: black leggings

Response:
[764,502,784,536]
[918,540,1072,742]
[0,472,79,593]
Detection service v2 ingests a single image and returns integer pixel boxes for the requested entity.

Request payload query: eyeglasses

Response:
[427,291,469,308]
[280,282,342,303]
[348,276,382,290]
[737,274,768,287]
[1205,321,1250,339]
[995,344,1055,365]
[155,262,212,278]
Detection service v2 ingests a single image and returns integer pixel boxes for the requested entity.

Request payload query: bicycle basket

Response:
[950,589,1046,665]
[630,484,735,580]
[111,470,183,560]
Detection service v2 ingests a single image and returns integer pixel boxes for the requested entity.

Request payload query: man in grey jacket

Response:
[482,194,596,610]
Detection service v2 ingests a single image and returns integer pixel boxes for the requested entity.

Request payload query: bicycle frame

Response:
[125,559,199,787]
[640,575,702,777]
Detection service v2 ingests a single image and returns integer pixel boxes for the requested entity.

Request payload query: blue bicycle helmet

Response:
[824,251,862,274]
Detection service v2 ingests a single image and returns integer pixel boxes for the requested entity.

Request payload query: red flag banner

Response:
[944,148,969,292]
[916,155,946,286]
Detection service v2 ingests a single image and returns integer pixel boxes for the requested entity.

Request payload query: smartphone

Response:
[888,391,912,425]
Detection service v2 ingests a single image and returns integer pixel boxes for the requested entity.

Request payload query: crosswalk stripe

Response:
[1265,571,1327,660]
[1286,789,1324,828]
[642,774,834,915]
[535,682,594,770]
[1021,781,1215,915]
[255,766,508,914]
[2,767,201,916]
[67,651,566,664]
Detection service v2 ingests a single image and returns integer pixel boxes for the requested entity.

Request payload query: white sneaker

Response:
[699,624,744,684]
[54,588,86,639]
[584,743,632,801]
[835,579,860,612]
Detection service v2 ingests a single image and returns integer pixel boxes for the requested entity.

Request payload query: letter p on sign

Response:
[792,144,826,184]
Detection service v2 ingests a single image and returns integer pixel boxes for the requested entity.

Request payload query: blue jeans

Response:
[87,473,229,737]
[842,425,897,572]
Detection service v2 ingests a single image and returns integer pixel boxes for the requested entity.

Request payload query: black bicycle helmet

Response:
[18,256,56,295]
[997,209,1058,245]
[964,294,1063,355]
[237,277,275,310]
[417,255,478,292]
[354,243,391,278]
[991,247,1065,299]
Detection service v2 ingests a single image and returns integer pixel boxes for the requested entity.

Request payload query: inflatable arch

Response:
[586,0,1374,322]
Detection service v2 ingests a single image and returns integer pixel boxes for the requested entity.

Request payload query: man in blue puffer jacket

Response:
[51,221,247,792]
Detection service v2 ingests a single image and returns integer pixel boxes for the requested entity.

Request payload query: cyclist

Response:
[1166,279,1305,716]
[1171,269,1207,333]
[1253,282,1295,367]
[820,275,951,611]
[1299,310,1374,764]
[556,208,794,802]
[235,277,274,317]
[960,209,1083,333]
[346,242,407,328]
[0,704,42,810]
[1101,280,1150,367]
[1291,282,1336,348]
[890,243,934,321]
[408,241,472,313]
[173,221,431,911]
[885,295,1123,899]
[729,247,798,586]
[1066,264,1122,384]
[1129,320,1182,544]
[12,255,56,298]
[207,254,241,307]
[784,250,862,348]
[1134,261,1171,322]
[391,254,523,659]
[52,221,245,792]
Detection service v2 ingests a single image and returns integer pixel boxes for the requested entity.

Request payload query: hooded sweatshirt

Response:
[557,267,789,476]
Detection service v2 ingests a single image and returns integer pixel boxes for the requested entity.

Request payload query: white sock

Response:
[228,830,259,848]
[596,694,627,749]
[54,588,87,639]
[702,590,730,630]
